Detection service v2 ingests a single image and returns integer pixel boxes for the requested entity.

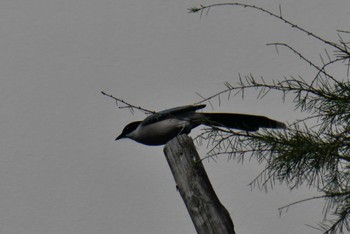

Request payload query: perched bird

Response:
[115,104,286,146]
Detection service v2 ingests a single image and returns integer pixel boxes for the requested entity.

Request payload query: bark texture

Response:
[164,135,235,234]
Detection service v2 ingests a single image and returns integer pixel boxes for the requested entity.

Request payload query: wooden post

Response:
[164,135,235,234]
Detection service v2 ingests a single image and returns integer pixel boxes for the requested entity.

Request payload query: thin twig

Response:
[101,91,155,114]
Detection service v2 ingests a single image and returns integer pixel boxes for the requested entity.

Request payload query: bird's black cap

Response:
[115,121,142,140]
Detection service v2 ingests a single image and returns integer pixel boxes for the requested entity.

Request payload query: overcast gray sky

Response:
[1,0,350,233]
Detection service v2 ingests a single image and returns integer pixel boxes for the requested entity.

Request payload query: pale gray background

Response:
[1,0,349,233]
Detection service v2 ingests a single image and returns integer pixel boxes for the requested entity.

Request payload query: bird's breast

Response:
[128,119,192,145]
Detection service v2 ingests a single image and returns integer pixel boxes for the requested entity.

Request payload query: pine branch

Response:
[189,3,349,56]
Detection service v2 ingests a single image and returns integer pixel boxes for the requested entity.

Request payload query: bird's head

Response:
[115,121,142,141]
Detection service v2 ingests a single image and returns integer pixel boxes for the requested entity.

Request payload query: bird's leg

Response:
[178,125,187,135]
[177,122,191,136]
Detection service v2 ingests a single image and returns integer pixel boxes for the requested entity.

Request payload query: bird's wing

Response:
[142,104,206,126]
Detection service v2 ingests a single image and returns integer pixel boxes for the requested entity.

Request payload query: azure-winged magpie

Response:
[115,104,286,145]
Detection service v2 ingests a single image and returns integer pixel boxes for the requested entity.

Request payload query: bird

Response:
[115,104,286,146]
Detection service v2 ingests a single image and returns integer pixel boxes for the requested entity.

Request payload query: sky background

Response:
[1,0,350,233]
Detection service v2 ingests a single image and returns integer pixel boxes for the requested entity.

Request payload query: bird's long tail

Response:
[202,113,286,131]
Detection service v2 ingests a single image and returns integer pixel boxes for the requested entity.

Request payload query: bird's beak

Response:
[115,134,125,141]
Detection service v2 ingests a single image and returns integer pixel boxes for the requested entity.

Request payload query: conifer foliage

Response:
[190,3,350,233]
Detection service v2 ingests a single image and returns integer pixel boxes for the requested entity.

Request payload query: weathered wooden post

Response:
[164,135,235,234]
